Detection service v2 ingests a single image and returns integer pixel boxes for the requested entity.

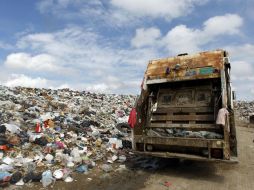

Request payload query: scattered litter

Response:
[160,181,172,187]
[76,165,88,173]
[41,170,54,188]
[15,179,25,186]
[0,86,134,188]
[53,169,64,180]
[112,155,118,162]
[64,176,73,183]
[101,164,113,173]
[3,124,21,134]
[147,128,223,139]
[10,171,22,184]
[2,157,14,165]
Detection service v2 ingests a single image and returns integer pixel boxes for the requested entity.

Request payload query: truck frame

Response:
[132,50,237,162]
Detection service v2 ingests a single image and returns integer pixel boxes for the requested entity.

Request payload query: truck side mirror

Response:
[232,91,236,100]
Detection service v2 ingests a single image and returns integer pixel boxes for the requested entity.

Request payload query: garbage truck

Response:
[131,49,238,162]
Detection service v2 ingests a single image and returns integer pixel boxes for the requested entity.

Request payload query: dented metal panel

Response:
[145,50,225,83]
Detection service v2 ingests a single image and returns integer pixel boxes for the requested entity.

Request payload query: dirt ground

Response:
[7,122,254,190]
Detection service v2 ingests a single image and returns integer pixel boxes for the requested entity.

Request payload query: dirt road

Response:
[11,124,254,190]
[137,126,254,190]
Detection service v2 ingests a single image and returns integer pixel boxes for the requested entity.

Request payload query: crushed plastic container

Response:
[76,164,88,173]
[109,138,123,149]
[101,164,113,173]
[3,124,21,134]
[41,170,54,187]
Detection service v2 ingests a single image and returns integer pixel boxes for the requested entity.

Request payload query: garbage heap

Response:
[0,85,136,187]
[146,128,223,139]
[234,101,254,122]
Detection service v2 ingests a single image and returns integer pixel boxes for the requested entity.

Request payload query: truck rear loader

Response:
[132,50,237,162]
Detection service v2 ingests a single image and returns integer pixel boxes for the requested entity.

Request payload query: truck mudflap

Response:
[133,150,238,163]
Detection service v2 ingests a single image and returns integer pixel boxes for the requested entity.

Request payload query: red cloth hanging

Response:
[35,122,41,133]
[128,108,137,128]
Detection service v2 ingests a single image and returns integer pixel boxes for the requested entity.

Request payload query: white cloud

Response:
[231,61,253,78]
[224,44,254,80]
[37,0,103,16]
[223,44,254,100]
[83,75,124,93]
[225,44,254,62]
[164,25,201,54]
[15,25,35,39]
[2,73,141,94]
[37,0,54,13]
[129,14,243,55]
[222,43,254,100]
[56,0,72,8]
[110,0,208,20]
[16,28,94,58]
[36,0,209,26]
[4,53,59,72]
[1,4,249,99]
[56,83,71,89]
[0,41,13,50]
[203,14,243,36]
[131,14,243,55]
[131,27,161,48]
[4,74,49,88]
[37,0,85,13]
[83,77,142,94]
[2,13,245,95]
[161,14,243,54]
[85,83,109,93]
[36,0,137,27]
[3,74,90,92]
[18,33,54,46]
[15,26,157,68]
[2,26,156,94]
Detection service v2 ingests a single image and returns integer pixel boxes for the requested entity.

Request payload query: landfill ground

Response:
[1,86,253,190]
[6,121,253,190]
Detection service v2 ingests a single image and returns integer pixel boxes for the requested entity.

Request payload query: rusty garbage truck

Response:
[132,50,237,162]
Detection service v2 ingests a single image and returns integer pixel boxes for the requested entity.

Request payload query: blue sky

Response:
[0,0,254,100]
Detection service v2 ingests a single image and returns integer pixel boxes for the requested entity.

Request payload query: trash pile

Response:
[234,101,254,122]
[0,85,135,187]
[146,128,223,139]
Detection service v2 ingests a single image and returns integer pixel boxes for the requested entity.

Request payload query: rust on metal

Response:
[133,151,238,163]
[145,50,226,84]
[143,136,224,149]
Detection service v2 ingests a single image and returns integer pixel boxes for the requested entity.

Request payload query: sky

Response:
[0,0,254,100]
